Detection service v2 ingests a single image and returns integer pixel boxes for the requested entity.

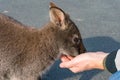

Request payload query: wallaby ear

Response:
[49,2,67,29]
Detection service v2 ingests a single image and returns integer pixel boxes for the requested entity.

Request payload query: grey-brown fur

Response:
[0,2,86,80]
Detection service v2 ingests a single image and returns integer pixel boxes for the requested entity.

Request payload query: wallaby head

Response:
[49,2,86,57]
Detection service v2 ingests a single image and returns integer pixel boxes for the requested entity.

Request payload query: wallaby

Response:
[0,2,86,80]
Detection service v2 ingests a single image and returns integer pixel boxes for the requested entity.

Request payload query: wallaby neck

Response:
[36,22,60,59]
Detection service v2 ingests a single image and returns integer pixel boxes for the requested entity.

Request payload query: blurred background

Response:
[1,0,120,80]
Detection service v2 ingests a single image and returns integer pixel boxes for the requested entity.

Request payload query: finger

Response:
[60,55,83,68]
[59,60,76,68]
[61,55,74,62]
[67,55,74,60]
[61,56,71,62]
[69,67,82,73]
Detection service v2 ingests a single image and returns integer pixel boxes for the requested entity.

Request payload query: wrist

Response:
[96,52,108,70]
[89,52,108,70]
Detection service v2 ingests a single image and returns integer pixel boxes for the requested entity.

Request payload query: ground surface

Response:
[1,0,120,80]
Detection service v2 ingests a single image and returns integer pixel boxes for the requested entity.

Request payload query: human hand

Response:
[60,52,108,73]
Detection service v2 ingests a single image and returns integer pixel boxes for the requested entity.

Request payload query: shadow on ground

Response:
[42,36,120,80]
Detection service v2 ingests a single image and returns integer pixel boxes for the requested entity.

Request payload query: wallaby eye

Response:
[72,35,80,44]
[74,37,79,43]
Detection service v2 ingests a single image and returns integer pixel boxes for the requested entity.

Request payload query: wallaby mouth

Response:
[59,48,77,60]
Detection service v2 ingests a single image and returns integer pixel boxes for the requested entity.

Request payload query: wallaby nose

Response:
[80,48,86,54]
[79,43,86,54]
